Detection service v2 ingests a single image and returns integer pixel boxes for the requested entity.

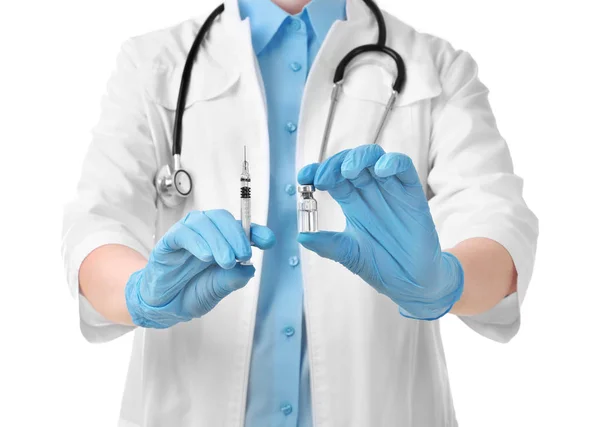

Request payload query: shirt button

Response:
[285,184,296,195]
[280,403,293,416]
[288,256,299,267]
[289,62,302,72]
[283,326,295,337]
[286,122,297,133]
[289,18,302,31]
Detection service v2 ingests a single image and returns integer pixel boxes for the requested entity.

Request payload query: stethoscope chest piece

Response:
[155,154,192,208]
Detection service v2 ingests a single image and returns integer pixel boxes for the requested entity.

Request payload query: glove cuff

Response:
[398,252,464,321]
[124,270,170,329]
[440,251,465,303]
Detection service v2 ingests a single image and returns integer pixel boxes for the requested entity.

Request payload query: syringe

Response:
[240,146,252,265]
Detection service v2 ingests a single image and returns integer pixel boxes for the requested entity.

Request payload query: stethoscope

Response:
[156,0,406,208]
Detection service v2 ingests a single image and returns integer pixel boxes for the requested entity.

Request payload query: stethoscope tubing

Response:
[172,3,225,157]
[161,0,408,205]
[335,44,406,92]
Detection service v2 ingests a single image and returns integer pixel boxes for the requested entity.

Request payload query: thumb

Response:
[211,264,256,296]
[297,231,358,267]
[298,163,320,185]
[187,264,255,317]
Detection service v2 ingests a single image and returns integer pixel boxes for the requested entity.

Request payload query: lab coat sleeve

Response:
[427,49,539,343]
[61,40,156,343]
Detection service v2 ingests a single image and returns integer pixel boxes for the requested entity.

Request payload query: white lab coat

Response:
[61,0,538,425]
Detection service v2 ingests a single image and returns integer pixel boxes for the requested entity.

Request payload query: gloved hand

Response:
[297,145,463,320]
[125,209,275,328]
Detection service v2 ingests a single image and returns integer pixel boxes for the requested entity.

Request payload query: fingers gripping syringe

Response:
[240,146,252,265]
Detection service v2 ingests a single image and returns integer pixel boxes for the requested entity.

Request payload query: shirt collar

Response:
[305,0,347,43]
[237,0,347,55]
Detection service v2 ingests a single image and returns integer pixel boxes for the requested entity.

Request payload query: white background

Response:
[1,0,598,425]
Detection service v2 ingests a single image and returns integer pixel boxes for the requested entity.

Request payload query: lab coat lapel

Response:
[297,3,443,424]
[217,6,271,426]
[148,5,270,235]
[297,17,372,168]
[297,0,377,167]
[223,11,270,233]
[298,0,442,167]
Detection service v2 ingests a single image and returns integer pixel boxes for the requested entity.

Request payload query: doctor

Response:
[62,0,538,426]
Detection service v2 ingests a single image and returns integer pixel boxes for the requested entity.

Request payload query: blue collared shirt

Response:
[238,1,346,426]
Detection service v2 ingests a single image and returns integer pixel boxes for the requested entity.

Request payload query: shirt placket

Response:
[252,13,310,427]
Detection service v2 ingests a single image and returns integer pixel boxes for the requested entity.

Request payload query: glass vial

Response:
[297,185,318,233]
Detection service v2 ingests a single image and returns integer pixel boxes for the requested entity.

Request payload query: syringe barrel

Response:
[241,198,251,240]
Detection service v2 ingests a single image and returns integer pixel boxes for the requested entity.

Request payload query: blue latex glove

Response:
[297,145,464,320]
[125,209,275,328]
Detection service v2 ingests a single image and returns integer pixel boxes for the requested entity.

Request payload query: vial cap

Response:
[298,185,315,194]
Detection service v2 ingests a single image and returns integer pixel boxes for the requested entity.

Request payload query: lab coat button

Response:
[286,122,297,133]
[289,62,302,72]
[284,326,295,337]
[285,184,296,195]
[288,256,299,267]
[280,403,293,416]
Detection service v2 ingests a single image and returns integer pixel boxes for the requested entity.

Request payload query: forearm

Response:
[79,244,147,326]
[448,237,517,316]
